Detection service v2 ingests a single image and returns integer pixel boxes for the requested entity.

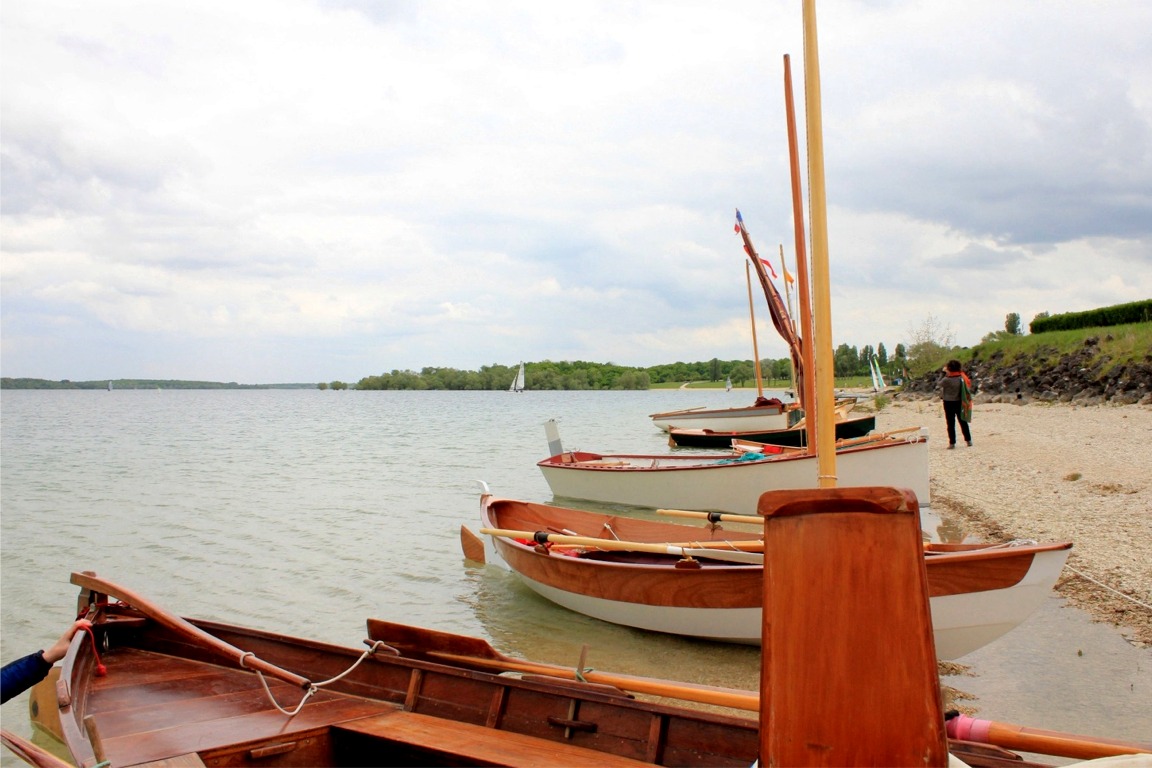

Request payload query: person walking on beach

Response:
[939,359,973,449]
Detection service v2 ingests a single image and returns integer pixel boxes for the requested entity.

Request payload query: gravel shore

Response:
[872,397,1152,648]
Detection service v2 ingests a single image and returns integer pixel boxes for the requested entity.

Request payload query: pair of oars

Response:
[479,528,765,564]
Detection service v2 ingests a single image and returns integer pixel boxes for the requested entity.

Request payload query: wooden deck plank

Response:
[335,710,651,767]
[97,696,395,767]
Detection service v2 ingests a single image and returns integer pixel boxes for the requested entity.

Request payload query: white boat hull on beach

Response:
[538,434,932,514]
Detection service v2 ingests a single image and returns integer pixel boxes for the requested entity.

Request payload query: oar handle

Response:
[71,572,311,690]
[946,714,1152,761]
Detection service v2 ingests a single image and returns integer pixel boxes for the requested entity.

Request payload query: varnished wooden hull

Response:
[21,572,1096,768]
[34,583,762,767]
[480,496,1072,659]
[538,436,932,512]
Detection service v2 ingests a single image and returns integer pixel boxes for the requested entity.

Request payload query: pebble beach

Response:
[874,397,1152,647]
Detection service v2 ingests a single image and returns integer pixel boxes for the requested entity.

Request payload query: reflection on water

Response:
[1,389,1148,764]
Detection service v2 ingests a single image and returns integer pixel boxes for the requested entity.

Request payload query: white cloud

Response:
[2,0,1150,383]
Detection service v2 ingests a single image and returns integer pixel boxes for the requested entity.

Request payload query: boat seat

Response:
[572,460,628,467]
[333,709,651,767]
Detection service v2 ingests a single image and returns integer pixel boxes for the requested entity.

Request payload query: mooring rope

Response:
[938,488,1151,613]
[1063,565,1152,611]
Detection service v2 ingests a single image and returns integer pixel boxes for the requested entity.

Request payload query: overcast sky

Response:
[3,1,1150,384]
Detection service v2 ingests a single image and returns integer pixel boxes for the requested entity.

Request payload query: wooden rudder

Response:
[758,486,948,766]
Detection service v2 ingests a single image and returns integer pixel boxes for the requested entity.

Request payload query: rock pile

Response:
[899,336,1152,405]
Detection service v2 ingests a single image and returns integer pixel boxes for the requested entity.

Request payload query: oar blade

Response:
[460,525,486,563]
[366,618,505,662]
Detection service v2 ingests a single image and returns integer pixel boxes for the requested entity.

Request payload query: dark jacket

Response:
[1,651,51,703]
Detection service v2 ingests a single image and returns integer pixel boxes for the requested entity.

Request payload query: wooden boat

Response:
[19,564,1146,768]
[470,490,1073,659]
[667,412,875,448]
[537,428,932,514]
[30,572,768,767]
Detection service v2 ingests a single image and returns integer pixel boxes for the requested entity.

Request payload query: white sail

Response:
[509,362,525,393]
[869,355,886,392]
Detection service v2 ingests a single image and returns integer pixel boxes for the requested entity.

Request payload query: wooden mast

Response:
[778,244,796,396]
[783,54,818,455]
[802,0,837,484]
[745,261,765,399]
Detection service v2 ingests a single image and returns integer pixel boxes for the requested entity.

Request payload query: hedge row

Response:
[1030,299,1152,333]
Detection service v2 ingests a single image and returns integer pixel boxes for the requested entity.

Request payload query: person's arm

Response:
[43,618,92,664]
[1,619,92,703]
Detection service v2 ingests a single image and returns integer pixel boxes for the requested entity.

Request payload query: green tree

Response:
[833,344,860,377]
[877,342,888,368]
[728,363,752,387]
[1005,312,1022,335]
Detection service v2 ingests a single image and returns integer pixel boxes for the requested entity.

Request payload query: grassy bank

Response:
[967,321,1151,372]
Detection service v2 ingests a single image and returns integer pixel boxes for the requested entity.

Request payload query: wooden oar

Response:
[365,619,758,712]
[731,425,923,455]
[657,509,765,525]
[945,713,1151,761]
[1,729,74,768]
[70,571,311,690]
[479,528,764,563]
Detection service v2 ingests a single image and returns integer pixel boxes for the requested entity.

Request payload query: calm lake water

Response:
[1,389,1148,759]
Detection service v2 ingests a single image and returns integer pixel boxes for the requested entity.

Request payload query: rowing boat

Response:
[538,428,932,514]
[17,559,1145,768]
[471,489,1073,659]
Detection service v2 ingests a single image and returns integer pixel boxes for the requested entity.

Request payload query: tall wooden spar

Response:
[783,54,817,456]
[801,0,838,485]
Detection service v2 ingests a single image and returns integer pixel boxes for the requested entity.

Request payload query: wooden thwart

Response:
[335,710,650,767]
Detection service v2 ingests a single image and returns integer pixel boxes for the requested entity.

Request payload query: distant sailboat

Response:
[107,381,113,391]
[869,354,887,392]
[725,376,732,392]
[508,362,525,393]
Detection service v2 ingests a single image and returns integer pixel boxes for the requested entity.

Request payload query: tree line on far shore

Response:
[348,349,908,392]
